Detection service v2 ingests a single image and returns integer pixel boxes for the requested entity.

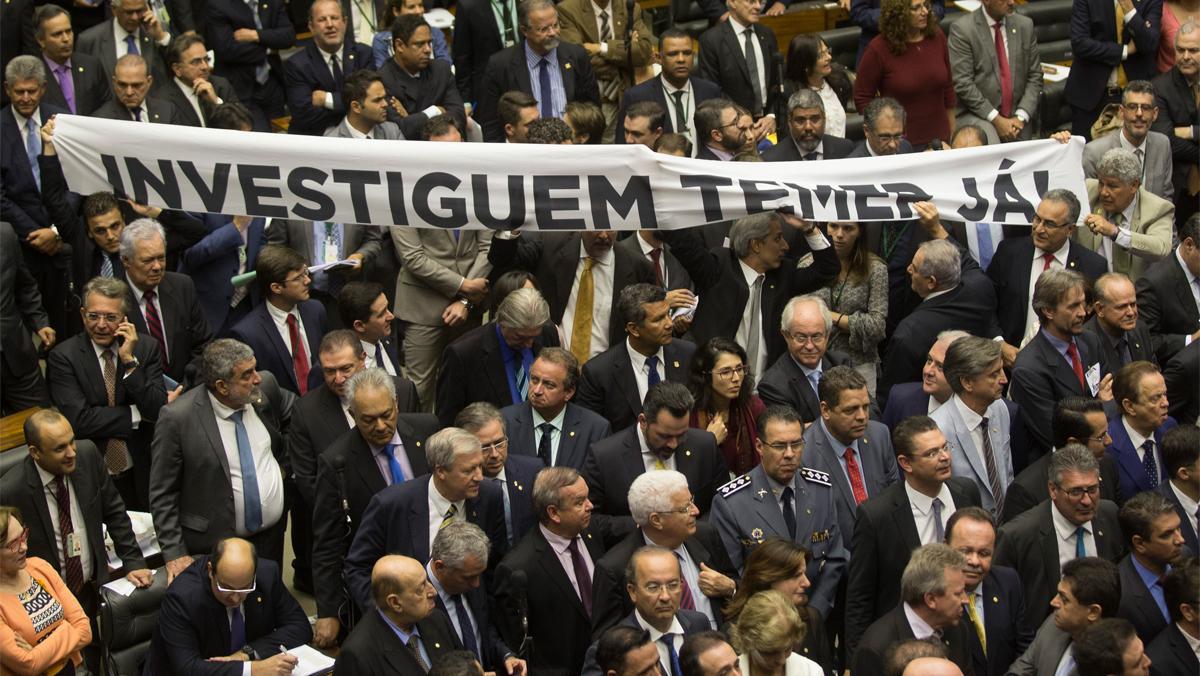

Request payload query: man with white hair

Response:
[1078,147,1175,281]
[591,470,738,636]
[758,295,852,424]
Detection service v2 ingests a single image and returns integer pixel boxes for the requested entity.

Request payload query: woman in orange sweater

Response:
[0,506,92,676]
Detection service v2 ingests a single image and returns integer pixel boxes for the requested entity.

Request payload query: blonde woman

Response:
[728,590,824,676]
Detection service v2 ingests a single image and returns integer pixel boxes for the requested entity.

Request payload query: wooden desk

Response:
[0,407,42,452]
[636,0,671,10]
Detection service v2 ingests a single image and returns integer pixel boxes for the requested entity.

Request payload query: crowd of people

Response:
[0,0,1199,671]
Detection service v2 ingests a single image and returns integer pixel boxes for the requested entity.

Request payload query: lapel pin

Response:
[805,508,811,514]
[756,488,768,498]
[78,66,84,72]
[569,431,576,437]
[769,284,775,289]
[673,360,680,368]
[434,642,441,649]
[416,441,421,446]
[992,596,999,603]
[586,532,592,539]
[348,53,355,60]
[685,449,691,456]
[564,62,572,70]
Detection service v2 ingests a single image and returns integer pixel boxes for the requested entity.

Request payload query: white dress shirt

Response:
[626,339,665,406]
[35,464,93,583]
[1023,239,1070,345]
[1180,623,1200,660]
[362,338,397,375]
[634,609,686,673]
[736,259,769,380]
[661,75,696,152]
[174,78,207,126]
[1121,416,1164,472]
[1169,481,1199,539]
[905,481,956,545]
[639,425,676,472]
[428,480,466,552]
[1051,500,1096,568]
[635,233,670,288]
[532,405,567,465]
[265,302,310,360]
[209,392,285,534]
[903,602,939,640]
[561,242,615,359]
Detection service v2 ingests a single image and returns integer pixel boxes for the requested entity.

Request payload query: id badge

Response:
[66,532,81,557]
[237,245,247,266]
[1085,363,1101,396]
[324,237,339,264]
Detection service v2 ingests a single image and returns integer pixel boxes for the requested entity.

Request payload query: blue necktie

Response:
[100,253,114,278]
[453,595,480,657]
[1075,525,1087,559]
[1142,439,1160,488]
[807,370,821,397]
[646,355,661,388]
[515,355,529,400]
[124,33,140,56]
[385,442,405,485]
[229,606,246,653]
[375,342,386,372]
[244,0,270,84]
[229,410,263,533]
[537,422,554,466]
[537,58,553,119]
[662,635,682,676]
[975,223,996,270]
[25,118,40,191]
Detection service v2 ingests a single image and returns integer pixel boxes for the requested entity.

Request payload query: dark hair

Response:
[343,69,381,108]
[1162,425,1200,479]
[655,133,692,156]
[944,506,995,544]
[1052,396,1105,449]
[784,34,825,84]
[825,221,877,284]
[83,192,122,221]
[642,382,694,421]
[757,405,802,438]
[534,346,581,391]
[33,4,69,37]
[255,244,307,296]
[1073,618,1138,675]
[527,117,574,144]
[210,537,258,575]
[688,337,754,414]
[166,33,207,68]
[883,639,949,676]
[208,102,254,131]
[429,651,483,676]
[863,96,906,131]
[658,27,691,49]
[564,101,605,145]
[1181,213,1200,247]
[942,336,1002,395]
[498,90,538,127]
[1112,360,1161,407]
[1163,557,1199,623]
[626,100,666,132]
[892,415,940,457]
[391,13,428,44]
[695,98,735,144]
[680,631,733,676]
[318,328,362,358]
[880,0,938,55]
[1061,557,1121,617]
[618,283,667,326]
[596,626,653,674]
[489,269,539,316]
[422,113,461,140]
[723,537,807,621]
[338,280,386,328]
[1118,491,1179,548]
[1122,79,1157,101]
[817,365,867,408]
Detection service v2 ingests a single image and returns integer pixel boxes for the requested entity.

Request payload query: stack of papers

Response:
[286,645,336,676]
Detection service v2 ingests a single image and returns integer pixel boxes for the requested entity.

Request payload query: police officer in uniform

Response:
[711,405,847,619]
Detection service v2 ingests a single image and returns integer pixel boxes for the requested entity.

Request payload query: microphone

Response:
[772,52,787,122]
[510,569,531,657]
[625,0,636,88]
[330,455,351,526]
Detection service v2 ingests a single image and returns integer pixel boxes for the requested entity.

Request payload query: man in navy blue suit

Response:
[945,507,1035,676]
[205,0,296,130]
[230,245,328,395]
[456,402,545,548]
[880,329,969,429]
[1116,492,1186,645]
[284,0,373,136]
[1158,426,1199,556]
[1108,360,1178,500]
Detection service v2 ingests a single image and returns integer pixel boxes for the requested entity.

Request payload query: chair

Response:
[99,568,169,676]
[0,445,28,478]
[820,25,861,72]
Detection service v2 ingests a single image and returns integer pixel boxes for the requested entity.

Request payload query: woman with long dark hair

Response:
[785,35,852,138]
[686,337,766,476]
[814,221,888,397]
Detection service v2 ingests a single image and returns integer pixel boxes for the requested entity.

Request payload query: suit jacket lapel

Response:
[1038,505,1062,589]
[892,483,922,551]
[195,389,232,477]
[722,22,752,82]
[949,404,990,496]
[620,429,646,488]
[612,348,644,422]
[512,404,537,461]
[751,470,790,537]
[534,529,588,617]
[557,406,585,468]
[411,480,432,562]
[256,305,299,391]
[482,328,513,407]
[814,430,856,515]
[23,460,60,568]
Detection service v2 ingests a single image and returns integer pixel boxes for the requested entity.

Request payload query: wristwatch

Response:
[241,645,257,660]
[121,355,140,370]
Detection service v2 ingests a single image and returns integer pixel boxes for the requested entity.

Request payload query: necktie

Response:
[993,21,1012,118]
[133,106,144,121]
[1116,5,1127,88]
[1065,341,1086,391]
[537,58,553,119]
[100,253,114,278]
[406,634,430,672]
[330,53,343,90]
[25,117,40,191]
[229,410,263,533]
[1075,525,1087,558]
[515,356,529,400]
[124,33,140,56]
[1134,147,1145,179]
[1116,337,1131,368]
[743,27,763,115]
[244,0,270,84]
[978,416,1004,517]
[495,0,515,44]
[662,635,683,676]
[931,497,945,542]
[975,223,996,270]
[807,370,821,398]
[54,64,76,114]
[1141,439,1159,488]
[843,447,868,505]
[966,592,987,655]
[646,355,661,388]
[803,151,819,161]
[537,422,554,466]
[101,350,132,474]
[567,537,593,617]
[494,476,513,546]
[570,258,596,364]
[452,594,480,657]
[598,9,612,41]
[654,454,667,470]
[143,290,168,370]
[375,341,387,373]
[669,90,689,133]
[649,248,665,287]
[746,274,764,377]
[441,503,458,529]
[781,486,797,539]
[385,443,405,485]
[1042,252,1055,271]
[675,552,696,610]
[286,313,311,394]
[52,476,85,593]
[229,606,245,653]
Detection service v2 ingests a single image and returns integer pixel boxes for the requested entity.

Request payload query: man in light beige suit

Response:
[1077,147,1175,282]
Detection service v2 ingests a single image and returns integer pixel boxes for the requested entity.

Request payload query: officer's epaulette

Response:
[717,474,752,498]
[800,467,831,487]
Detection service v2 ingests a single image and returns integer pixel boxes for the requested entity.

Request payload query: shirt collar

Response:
[578,240,614,266]
[429,480,464,520]
[1180,623,1200,656]
[377,608,421,643]
[114,21,138,43]
[345,119,372,139]
[986,11,1004,29]
[1121,417,1152,452]
[1051,500,1091,542]
[34,462,60,489]
[633,608,685,642]
[12,106,40,130]
[91,339,119,362]
[738,258,762,287]
[493,466,508,483]
[42,53,71,71]
[208,390,248,420]
[792,137,823,158]
[1117,128,1147,152]
[525,41,558,68]
[531,404,567,430]
[590,0,610,17]
[425,559,452,601]
[174,77,198,99]
[1040,328,1074,356]
[1037,237,1072,262]
[369,429,403,455]
[661,76,691,96]
[904,480,952,516]
[818,419,858,455]
[635,233,658,257]
[1170,482,1198,520]
[924,288,955,303]
[127,275,153,300]
[265,300,297,325]
[707,144,734,161]
[539,523,580,555]
[951,395,985,432]
[1176,247,1198,286]
[728,15,752,35]
[1107,193,1138,226]
[902,602,939,640]
[1130,555,1169,592]
[637,425,652,456]
[625,338,664,371]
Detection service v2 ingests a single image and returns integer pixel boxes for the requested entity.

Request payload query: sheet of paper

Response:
[307,259,359,274]
[103,577,137,597]
[286,644,336,676]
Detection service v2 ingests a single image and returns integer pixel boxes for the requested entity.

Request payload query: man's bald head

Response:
[371,555,435,625]
[208,538,257,608]
[902,658,963,676]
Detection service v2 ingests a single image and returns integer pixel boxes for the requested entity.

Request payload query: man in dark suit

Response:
[1146,559,1200,676]
[74,0,170,83]
[1164,341,1199,426]
[1135,216,1200,365]
[501,347,611,470]
[1010,268,1113,452]
[1151,31,1199,224]
[615,231,694,296]
[1063,0,1161,138]
[428,522,526,673]
[614,29,722,153]
[310,365,438,647]
[92,54,185,123]
[994,444,1126,628]
[489,230,656,363]
[33,5,109,116]
[338,281,403,378]
[283,0,373,136]
[692,97,749,161]
[844,416,983,657]
[475,0,599,143]
[1116,491,1186,643]
[145,538,312,674]
[48,277,169,512]
[450,0,511,109]
[161,34,243,128]
[0,222,52,413]
[1159,426,1199,556]
[378,15,465,138]
[852,543,975,676]
[456,402,546,549]
[1108,361,1178,498]
[576,284,696,432]
[205,0,296,130]
[583,383,728,543]
[436,287,560,427]
[180,210,268,334]
[944,507,1035,676]
[846,96,916,160]
[1,0,36,78]
[989,189,1109,354]
[759,296,852,424]
[264,217,383,323]
[344,427,507,611]
[590,470,736,637]
[761,89,855,162]
[334,554,464,675]
[1085,273,1157,373]
[880,330,967,429]
[229,245,328,395]
[491,466,607,675]
[697,0,778,140]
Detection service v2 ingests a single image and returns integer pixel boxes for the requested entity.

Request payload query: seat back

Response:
[0,445,28,478]
[100,568,168,676]
[819,26,861,71]
[1016,0,1073,63]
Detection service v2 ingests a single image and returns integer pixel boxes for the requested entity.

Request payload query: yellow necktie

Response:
[440,503,458,529]
[570,257,596,364]
[1115,3,1127,88]
[966,592,987,655]
[654,458,666,470]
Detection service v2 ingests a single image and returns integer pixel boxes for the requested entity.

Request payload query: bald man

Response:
[335,555,464,674]
[903,657,964,676]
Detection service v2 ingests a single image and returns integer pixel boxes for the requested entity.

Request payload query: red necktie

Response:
[649,248,665,288]
[993,20,1013,118]
[143,289,168,370]
[1066,340,1086,391]
[286,313,310,394]
[1042,252,1055,271]
[675,552,696,610]
[844,448,868,505]
[52,476,85,593]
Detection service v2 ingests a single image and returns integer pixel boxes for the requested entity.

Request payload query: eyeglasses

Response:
[1055,484,1100,500]
[720,119,752,134]
[5,528,29,553]
[214,576,258,594]
[763,440,804,452]
[1033,216,1071,230]
[711,365,747,381]
[642,580,683,595]
[481,437,509,453]
[84,312,122,324]
[283,270,311,284]
[784,332,826,345]
[527,21,560,35]
[662,499,696,515]
[870,132,906,143]
[908,444,951,460]
[1121,102,1156,113]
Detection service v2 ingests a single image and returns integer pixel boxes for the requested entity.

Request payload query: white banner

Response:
[53,115,1087,230]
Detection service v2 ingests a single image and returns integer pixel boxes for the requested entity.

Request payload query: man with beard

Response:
[762,89,854,162]
[693,97,748,161]
[1084,81,1174,202]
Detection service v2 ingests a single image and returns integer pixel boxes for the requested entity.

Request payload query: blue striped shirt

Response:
[525,42,566,118]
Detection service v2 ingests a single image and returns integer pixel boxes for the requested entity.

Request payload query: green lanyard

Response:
[881,221,910,262]
[491,0,516,46]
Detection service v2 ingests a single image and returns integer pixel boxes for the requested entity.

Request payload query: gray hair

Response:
[617,283,668,326]
[786,88,824,114]
[517,0,555,28]
[900,543,967,607]
[863,96,906,131]
[1032,268,1087,324]
[730,212,775,259]
[628,470,689,527]
[454,401,506,435]
[119,218,165,260]
[81,276,130,314]
[114,53,149,76]
[345,367,396,410]
[942,336,1001,395]
[1121,80,1156,102]
[5,55,46,85]
[199,338,255,389]
[425,427,482,470]
[936,329,971,345]
[532,466,581,524]
[915,239,961,291]
[496,287,551,331]
[1096,148,1142,185]
[1178,20,1199,47]
[1048,443,1100,485]
[430,521,491,569]
[1042,188,1082,225]
[780,294,832,333]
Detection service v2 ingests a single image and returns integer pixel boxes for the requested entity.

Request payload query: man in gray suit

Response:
[323,69,404,139]
[1078,148,1175,281]
[74,0,171,83]
[948,0,1042,145]
[1082,81,1175,203]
